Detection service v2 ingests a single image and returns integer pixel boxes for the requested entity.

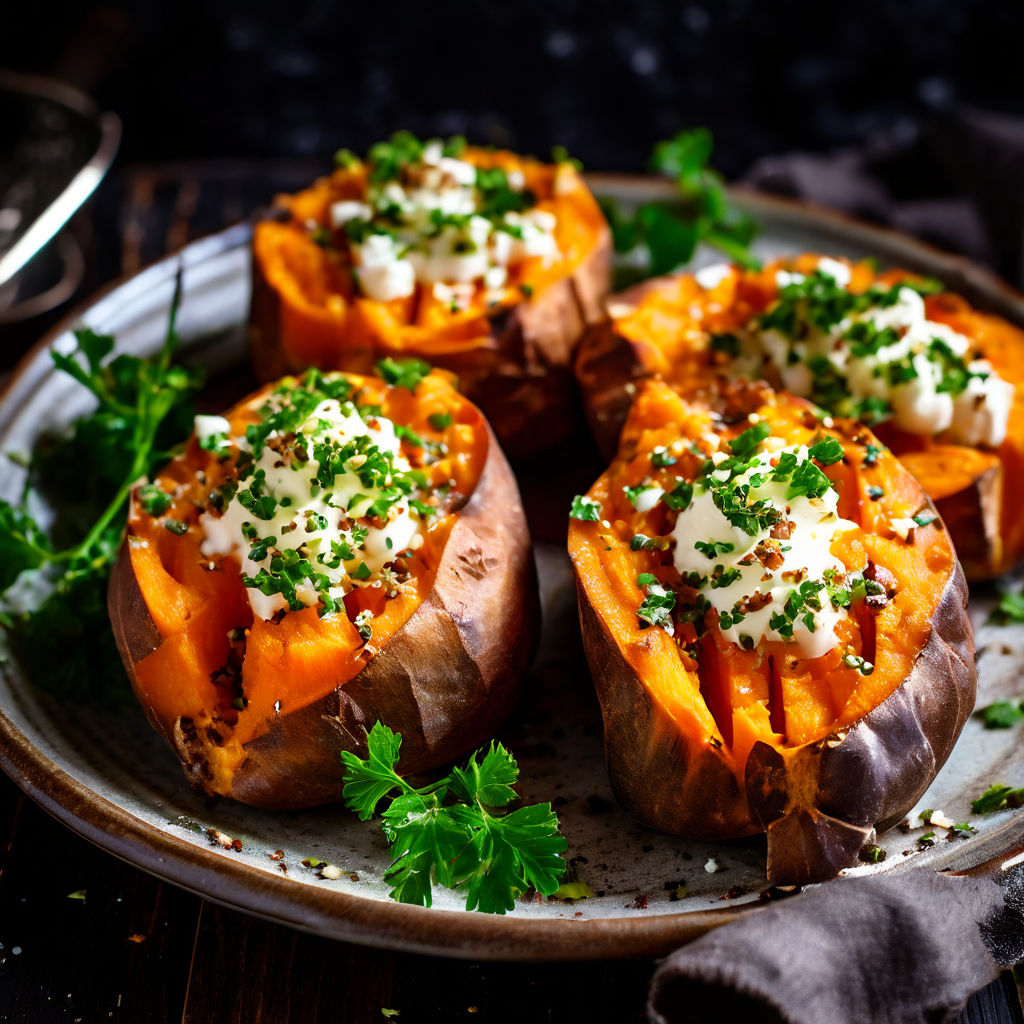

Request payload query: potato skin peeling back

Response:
[574,253,1024,579]
[568,379,976,883]
[108,370,539,809]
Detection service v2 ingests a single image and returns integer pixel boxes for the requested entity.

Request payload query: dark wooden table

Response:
[0,162,1021,1024]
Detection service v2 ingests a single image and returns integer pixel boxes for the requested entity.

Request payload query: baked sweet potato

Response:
[250,134,611,459]
[574,254,1024,578]
[568,378,975,884]
[108,367,538,809]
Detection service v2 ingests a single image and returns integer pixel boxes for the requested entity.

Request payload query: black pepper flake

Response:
[585,794,614,815]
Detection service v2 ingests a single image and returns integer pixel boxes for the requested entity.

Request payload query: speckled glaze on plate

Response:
[1,183,1023,962]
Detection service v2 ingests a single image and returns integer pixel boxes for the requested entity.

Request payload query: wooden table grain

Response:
[0,163,1020,1024]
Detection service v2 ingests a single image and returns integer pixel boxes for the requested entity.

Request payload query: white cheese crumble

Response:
[671,444,860,659]
[695,262,733,290]
[194,415,231,442]
[338,142,560,302]
[728,260,1014,448]
[199,398,425,620]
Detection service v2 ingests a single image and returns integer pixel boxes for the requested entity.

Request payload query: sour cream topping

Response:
[727,259,1014,448]
[199,398,426,621]
[330,139,559,303]
[671,442,860,659]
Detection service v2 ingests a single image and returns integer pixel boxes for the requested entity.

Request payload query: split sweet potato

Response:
[250,145,611,459]
[568,379,975,883]
[574,254,1024,578]
[108,369,538,809]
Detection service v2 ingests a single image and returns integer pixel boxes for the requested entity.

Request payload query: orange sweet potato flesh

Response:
[250,149,611,459]
[574,253,1024,578]
[568,379,976,883]
[108,371,539,809]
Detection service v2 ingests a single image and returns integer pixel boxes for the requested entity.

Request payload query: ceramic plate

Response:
[1,181,1023,961]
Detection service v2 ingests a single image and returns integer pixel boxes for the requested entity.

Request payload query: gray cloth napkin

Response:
[648,861,1024,1024]
[743,104,1024,289]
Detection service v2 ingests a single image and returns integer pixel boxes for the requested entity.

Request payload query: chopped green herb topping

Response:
[694,539,734,559]
[971,783,1024,814]
[842,652,874,675]
[636,573,676,632]
[138,484,172,517]
[862,443,883,468]
[808,437,844,466]
[569,495,601,522]
[376,357,432,392]
[729,422,771,458]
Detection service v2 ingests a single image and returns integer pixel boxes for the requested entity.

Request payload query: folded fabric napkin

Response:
[648,830,1024,1024]
[743,104,1024,289]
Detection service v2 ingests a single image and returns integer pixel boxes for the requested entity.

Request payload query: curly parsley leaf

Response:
[601,128,760,287]
[339,721,407,820]
[0,503,53,591]
[340,723,566,914]
[0,273,203,702]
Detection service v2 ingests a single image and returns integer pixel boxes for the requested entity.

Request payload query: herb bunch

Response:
[341,722,567,914]
[0,280,202,699]
[602,127,760,285]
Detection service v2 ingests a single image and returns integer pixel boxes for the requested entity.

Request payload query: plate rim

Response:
[2,180,1024,962]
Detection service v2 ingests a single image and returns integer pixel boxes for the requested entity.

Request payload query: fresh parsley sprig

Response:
[991,587,1024,625]
[602,128,760,286]
[976,700,1024,729]
[341,722,567,914]
[0,275,203,699]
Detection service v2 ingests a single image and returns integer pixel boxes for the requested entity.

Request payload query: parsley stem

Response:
[703,227,761,269]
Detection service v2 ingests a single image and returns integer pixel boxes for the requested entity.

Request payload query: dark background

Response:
[6,0,1024,296]
[2,0,1023,175]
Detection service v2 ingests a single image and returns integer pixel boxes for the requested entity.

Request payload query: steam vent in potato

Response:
[568,379,976,884]
[108,365,538,809]
[574,253,1024,578]
[251,132,611,458]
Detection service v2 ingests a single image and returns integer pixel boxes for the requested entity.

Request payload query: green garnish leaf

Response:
[137,484,172,516]
[971,783,1024,814]
[729,422,771,457]
[341,723,566,914]
[808,437,844,466]
[636,574,676,631]
[376,357,432,392]
[858,843,886,864]
[862,443,883,467]
[569,495,601,522]
[662,480,694,512]
[0,273,203,702]
[601,128,760,286]
[990,588,1024,624]
[694,539,734,559]
[977,700,1024,729]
